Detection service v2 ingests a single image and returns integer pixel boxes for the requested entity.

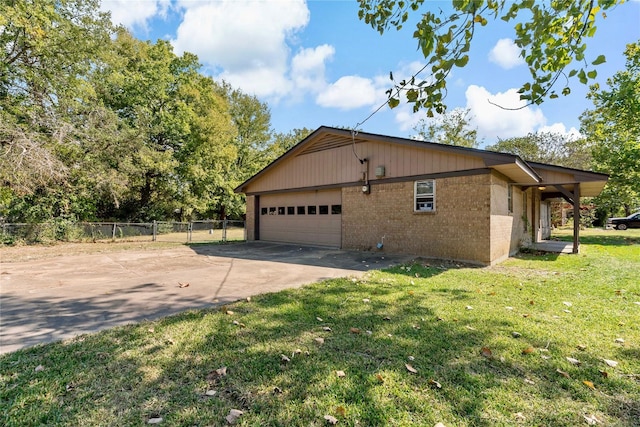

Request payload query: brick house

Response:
[235,127,608,265]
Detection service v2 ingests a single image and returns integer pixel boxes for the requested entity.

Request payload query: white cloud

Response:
[291,45,335,93]
[465,85,546,140]
[100,0,170,30]
[538,123,582,140]
[488,38,525,70]
[171,0,310,99]
[315,61,427,112]
[394,104,423,132]
[316,76,379,110]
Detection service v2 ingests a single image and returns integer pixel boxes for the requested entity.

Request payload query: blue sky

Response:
[100,0,640,146]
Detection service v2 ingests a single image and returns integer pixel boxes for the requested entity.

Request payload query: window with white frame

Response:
[414,180,435,212]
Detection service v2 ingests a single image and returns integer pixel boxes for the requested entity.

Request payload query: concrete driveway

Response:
[0,242,413,354]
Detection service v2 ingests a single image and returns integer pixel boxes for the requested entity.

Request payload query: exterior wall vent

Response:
[375,165,385,178]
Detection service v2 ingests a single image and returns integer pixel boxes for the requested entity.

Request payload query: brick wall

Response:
[488,172,526,263]
[342,173,493,264]
[245,195,255,241]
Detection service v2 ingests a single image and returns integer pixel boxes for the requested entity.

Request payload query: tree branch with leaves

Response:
[358,0,622,116]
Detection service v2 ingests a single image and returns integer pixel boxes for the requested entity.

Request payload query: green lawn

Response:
[1,229,639,426]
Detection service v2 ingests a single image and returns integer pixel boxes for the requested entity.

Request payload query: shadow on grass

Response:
[551,230,640,246]
[2,262,639,426]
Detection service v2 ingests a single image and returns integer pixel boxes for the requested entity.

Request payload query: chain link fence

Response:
[0,220,245,245]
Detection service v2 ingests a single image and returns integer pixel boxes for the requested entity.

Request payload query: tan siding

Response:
[538,169,576,184]
[245,141,486,193]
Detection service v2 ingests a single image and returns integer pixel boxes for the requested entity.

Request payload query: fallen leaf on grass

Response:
[317,317,323,322]
[524,378,535,385]
[557,369,571,379]
[383,316,391,321]
[513,412,526,421]
[405,364,418,374]
[522,347,535,355]
[465,305,473,310]
[178,282,189,288]
[566,357,581,366]
[563,301,572,307]
[280,354,291,363]
[226,409,243,424]
[322,327,332,332]
[584,414,600,425]
[428,379,442,389]
[336,406,346,416]
[34,365,44,372]
[522,313,531,318]
[207,366,227,380]
[232,320,245,327]
[362,298,370,303]
[603,359,618,367]
[577,344,587,351]
[315,337,325,345]
[147,327,155,333]
[512,331,522,338]
[480,347,493,358]
[434,423,446,427]
[599,370,609,378]
[205,390,217,396]
[350,327,361,334]
[336,370,346,378]
[615,338,625,344]
[225,310,234,315]
[147,417,163,424]
[583,380,596,390]
[324,414,338,425]
[375,373,384,383]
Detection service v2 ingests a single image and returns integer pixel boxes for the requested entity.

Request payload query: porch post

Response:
[572,184,580,254]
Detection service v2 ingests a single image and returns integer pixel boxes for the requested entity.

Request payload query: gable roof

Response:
[235,126,607,197]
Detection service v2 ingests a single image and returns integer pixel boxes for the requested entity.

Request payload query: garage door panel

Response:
[260,190,341,247]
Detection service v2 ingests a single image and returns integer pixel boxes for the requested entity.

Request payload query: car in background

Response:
[607,212,640,230]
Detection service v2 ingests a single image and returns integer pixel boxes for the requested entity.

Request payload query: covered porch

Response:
[517,163,609,255]
[531,240,575,254]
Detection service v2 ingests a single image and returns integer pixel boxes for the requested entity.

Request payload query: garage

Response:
[258,190,342,247]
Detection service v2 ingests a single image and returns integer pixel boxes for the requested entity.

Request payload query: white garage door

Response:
[259,190,342,247]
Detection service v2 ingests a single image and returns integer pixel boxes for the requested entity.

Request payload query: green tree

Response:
[358,0,622,116]
[268,128,314,160]
[413,108,479,147]
[0,0,113,201]
[581,42,640,216]
[214,83,274,219]
[486,132,593,170]
[92,30,237,221]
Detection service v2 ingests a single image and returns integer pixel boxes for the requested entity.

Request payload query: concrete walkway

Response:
[0,242,413,354]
